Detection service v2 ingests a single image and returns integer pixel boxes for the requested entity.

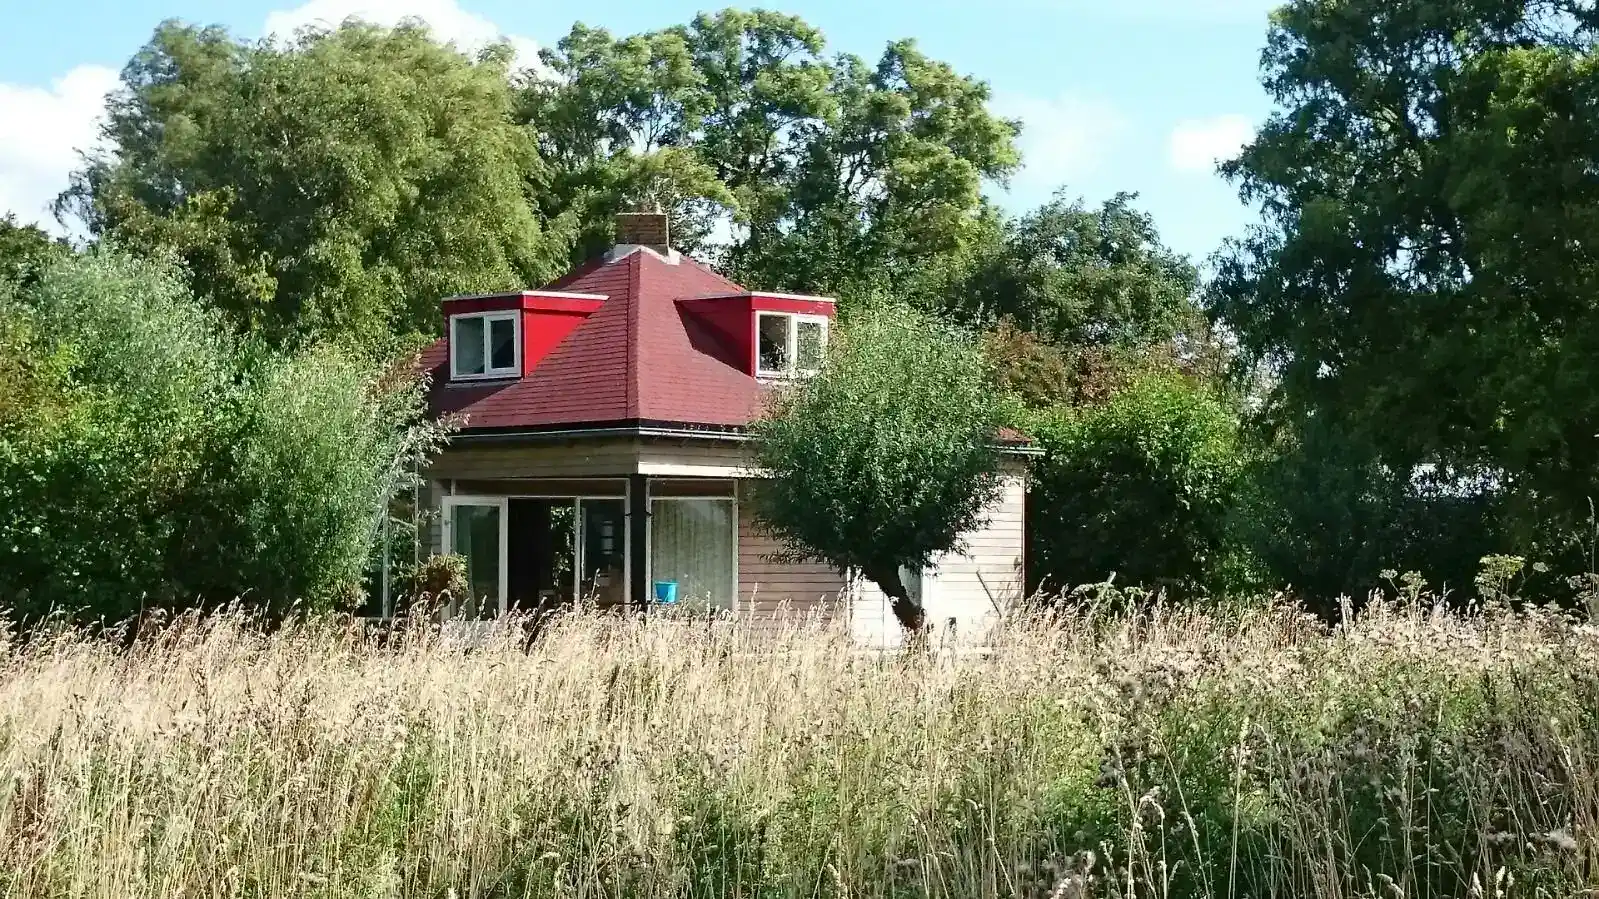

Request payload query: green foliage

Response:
[1028,371,1255,598]
[0,251,449,622]
[61,19,572,351]
[407,553,467,603]
[952,192,1201,349]
[1212,0,1599,582]
[1233,419,1505,615]
[524,10,1019,306]
[0,215,71,289]
[750,305,1005,629]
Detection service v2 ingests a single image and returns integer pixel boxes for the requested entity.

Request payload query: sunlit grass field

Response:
[0,598,1594,898]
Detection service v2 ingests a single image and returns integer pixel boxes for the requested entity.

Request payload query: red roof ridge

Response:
[625,250,642,416]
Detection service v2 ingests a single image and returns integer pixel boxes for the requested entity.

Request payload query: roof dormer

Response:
[442,290,606,382]
[676,291,835,378]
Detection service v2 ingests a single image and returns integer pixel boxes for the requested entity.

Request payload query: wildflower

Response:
[1542,829,1578,853]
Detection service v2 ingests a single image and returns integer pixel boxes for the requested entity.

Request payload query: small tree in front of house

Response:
[750,305,1005,632]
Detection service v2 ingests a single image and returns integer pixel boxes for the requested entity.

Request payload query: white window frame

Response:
[755,311,829,379]
[450,311,521,381]
[440,495,509,617]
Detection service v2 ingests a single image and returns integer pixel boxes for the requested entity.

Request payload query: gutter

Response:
[445,424,751,445]
[445,423,1042,456]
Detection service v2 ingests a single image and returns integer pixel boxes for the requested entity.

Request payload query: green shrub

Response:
[0,251,448,622]
[1028,371,1255,598]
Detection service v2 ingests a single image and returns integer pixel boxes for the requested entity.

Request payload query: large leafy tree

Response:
[955,192,1200,349]
[1212,0,1599,562]
[523,10,1019,303]
[61,20,572,351]
[750,305,1005,632]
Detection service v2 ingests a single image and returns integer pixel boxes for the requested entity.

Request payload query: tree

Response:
[0,216,70,289]
[0,250,449,623]
[750,305,1005,631]
[1212,0,1599,572]
[60,19,572,351]
[523,10,1019,304]
[1233,417,1504,616]
[954,192,1200,349]
[1027,370,1255,598]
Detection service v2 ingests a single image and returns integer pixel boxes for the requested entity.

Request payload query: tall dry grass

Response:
[0,599,1594,898]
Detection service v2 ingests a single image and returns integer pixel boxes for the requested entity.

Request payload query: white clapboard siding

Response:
[848,468,1028,650]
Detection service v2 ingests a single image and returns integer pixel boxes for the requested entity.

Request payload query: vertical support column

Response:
[628,473,649,611]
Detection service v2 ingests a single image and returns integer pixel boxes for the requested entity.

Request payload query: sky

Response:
[0,0,1279,263]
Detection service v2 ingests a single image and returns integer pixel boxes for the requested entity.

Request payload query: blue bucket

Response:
[652,581,679,604]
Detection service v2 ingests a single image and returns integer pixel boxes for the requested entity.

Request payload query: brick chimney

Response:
[614,209,671,256]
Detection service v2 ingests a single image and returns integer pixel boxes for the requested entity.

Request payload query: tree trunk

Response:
[863,563,926,634]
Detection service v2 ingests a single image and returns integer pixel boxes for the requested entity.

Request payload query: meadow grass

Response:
[0,598,1594,898]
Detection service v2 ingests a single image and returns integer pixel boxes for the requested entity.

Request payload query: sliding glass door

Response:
[442,497,506,619]
[577,499,627,607]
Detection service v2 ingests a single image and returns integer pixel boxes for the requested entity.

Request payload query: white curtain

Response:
[650,499,735,608]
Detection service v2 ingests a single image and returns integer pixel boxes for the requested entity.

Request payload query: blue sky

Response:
[0,0,1279,262]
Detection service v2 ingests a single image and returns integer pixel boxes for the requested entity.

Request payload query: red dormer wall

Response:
[679,294,754,373]
[678,292,835,375]
[442,291,606,377]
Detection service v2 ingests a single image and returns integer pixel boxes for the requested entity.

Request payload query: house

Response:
[416,212,1032,647]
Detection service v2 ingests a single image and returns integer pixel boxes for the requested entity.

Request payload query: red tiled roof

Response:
[422,249,767,432]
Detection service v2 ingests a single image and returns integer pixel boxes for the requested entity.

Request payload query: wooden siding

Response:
[427,439,642,480]
[427,437,756,482]
[735,486,847,629]
[849,462,1029,649]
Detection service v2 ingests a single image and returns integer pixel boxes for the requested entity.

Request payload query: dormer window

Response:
[451,311,520,380]
[756,312,828,378]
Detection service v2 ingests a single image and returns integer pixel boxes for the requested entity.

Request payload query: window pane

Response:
[578,499,626,608]
[489,316,517,371]
[450,504,501,620]
[757,313,790,375]
[650,499,735,610]
[796,319,825,372]
[453,317,486,376]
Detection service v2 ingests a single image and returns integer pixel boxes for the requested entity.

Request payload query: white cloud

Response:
[263,0,543,72]
[1168,114,1254,174]
[0,65,118,231]
[996,93,1126,199]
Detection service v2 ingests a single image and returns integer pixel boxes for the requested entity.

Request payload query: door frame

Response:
[441,494,510,616]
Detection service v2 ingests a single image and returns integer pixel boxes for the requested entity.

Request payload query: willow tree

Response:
[750,305,1004,631]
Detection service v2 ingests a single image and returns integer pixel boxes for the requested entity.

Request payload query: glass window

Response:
[650,499,736,610]
[796,318,826,372]
[449,503,502,620]
[489,317,517,371]
[451,313,518,379]
[757,312,790,376]
[453,316,486,376]
[578,499,627,608]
